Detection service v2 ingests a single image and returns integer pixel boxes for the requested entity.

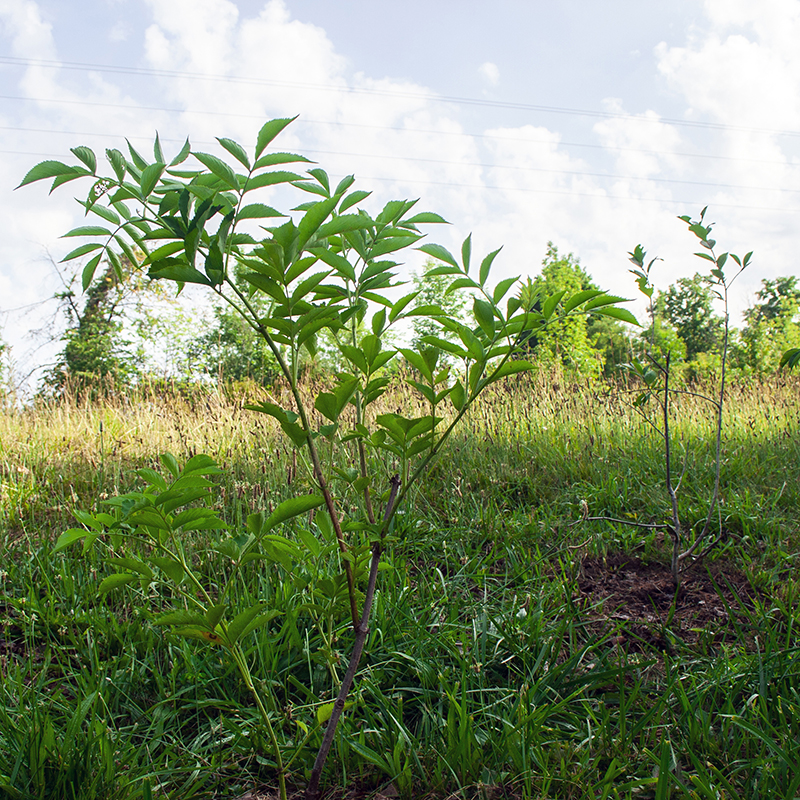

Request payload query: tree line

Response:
[12,242,799,396]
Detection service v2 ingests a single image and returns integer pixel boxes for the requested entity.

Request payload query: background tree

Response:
[656,273,722,362]
[738,276,800,372]
[518,243,607,376]
[188,279,279,385]
[42,258,140,395]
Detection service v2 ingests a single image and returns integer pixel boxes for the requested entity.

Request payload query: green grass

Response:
[2,372,800,798]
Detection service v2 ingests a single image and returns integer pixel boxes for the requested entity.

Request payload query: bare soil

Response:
[576,553,760,653]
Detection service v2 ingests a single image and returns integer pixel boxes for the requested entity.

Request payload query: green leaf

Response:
[205,603,227,629]
[404,211,448,225]
[263,495,324,532]
[160,453,180,477]
[52,528,90,554]
[193,152,241,191]
[489,359,536,382]
[70,146,97,173]
[253,151,313,169]
[81,253,103,290]
[62,226,112,238]
[150,556,185,583]
[563,289,604,313]
[216,137,250,170]
[105,148,126,181]
[340,189,372,213]
[255,116,297,159]
[450,380,466,410]
[183,453,221,475]
[140,163,165,197]
[461,234,472,273]
[237,203,283,221]
[389,291,419,322]
[492,276,519,304]
[107,557,153,580]
[592,306,640,325]
[153,133,165,164]
[152,610,207,627]
[316,214,373,238]
[479,247,502,285]
[89,203,121,226]
[126,139,149,171]
[149,263,213,286]
[169,137,191,166]
[310,247,356,281]
[226,604,265,645]
[297,197,338,252]
[418,243,459,269]
[473,298,495,338]
[542,290,566,320]
[245,170,306,191]
[98,573,137,594]
[16,160,82,189]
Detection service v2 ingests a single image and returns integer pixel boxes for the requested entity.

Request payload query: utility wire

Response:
[1,121,798,169]
[2,141,797,196]
[3,55,800,138]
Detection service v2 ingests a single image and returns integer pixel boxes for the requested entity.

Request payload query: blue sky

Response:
[2,0,799,383]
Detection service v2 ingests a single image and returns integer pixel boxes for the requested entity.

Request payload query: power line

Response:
[3,55,800,138]
[2,121,798,169]
[3,139,798,196]
[355,173,800,213]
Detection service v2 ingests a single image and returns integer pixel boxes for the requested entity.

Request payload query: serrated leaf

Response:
[140,162,165,197]
[263,495,324,533]
[16,161,82,189]
[98,573,137,594]
[169,137,191,166]
[81,253,103,291]
[461,234,472,272]
[542,290,566,320]
[563,289,604,313]
[245,170,305,192]
[450,380,466,410]
[473,298,495,338]
[52,528,90,554]
[193,152,240,191]
[255,116,297,159]
[237,203,283,221]
[105,148,126,181]
[592,306,640,325]
[153,610,207,627]
[60,242,103,262]
[404,211,448,225]
[226,604,265,645]
[70,146,97,173]
[340,189,372,213]
[492,276,518,304]
[418,243,459,268]
[479,247,502,285]
[216,137,250,170]
[150,556,185,583]
[62,226,112,238]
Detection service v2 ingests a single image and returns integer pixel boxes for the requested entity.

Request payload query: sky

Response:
[1,0,800,386]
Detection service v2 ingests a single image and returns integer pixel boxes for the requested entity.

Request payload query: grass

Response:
[1,371,800,798]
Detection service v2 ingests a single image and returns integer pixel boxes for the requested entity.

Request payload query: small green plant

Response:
[21,117,634,798]
[620,208,750,584]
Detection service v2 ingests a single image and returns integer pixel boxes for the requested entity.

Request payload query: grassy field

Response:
[1,371,800,799]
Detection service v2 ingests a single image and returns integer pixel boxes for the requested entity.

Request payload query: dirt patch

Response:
[576,553,760,653]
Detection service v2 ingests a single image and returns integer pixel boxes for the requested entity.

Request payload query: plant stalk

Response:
[305,474,401,800]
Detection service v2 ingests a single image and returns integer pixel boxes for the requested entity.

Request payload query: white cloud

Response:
[479,61,500,86]
[653,0,800,313]
[4,0,800,384]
